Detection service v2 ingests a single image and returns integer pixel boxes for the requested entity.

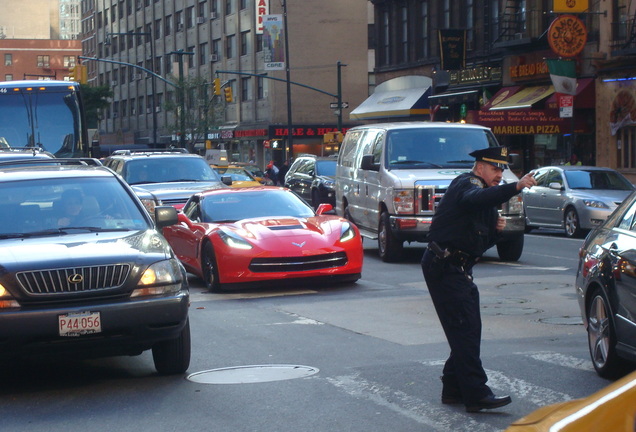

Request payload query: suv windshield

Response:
[124,157,221,184]
[386,127,500,169]
[0,177,149,235]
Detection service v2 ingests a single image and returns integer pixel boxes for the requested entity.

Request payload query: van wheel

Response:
[378,211,403,262]
[496,234,524,261]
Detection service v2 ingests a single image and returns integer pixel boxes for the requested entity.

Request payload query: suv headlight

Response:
[0,284,19,309]
[131,259,183,297]
[393,190,415,214]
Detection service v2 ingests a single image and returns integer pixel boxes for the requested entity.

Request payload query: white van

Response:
[335,122,525,262]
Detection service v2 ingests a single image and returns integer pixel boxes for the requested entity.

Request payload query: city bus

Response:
[0,80,89,157]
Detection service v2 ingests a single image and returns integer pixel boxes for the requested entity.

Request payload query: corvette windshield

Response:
[201,190,314,222]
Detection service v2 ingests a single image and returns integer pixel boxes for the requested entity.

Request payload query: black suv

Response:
[103,149,228,212]
[0,159,190,374]
[284,155,337,208]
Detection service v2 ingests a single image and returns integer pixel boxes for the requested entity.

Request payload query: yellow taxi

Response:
[211,165,262,188]
[504,370,636,431]
[231,162,274,185]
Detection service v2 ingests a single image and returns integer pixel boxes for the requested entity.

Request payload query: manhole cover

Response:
[186,365,319,384]
[539,316,583,325]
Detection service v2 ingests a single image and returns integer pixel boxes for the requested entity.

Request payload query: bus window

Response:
[0,80,88,158]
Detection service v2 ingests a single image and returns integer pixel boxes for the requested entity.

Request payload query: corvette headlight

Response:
[219,228,253,249]
[583,200,609,209]
[131,259,182,297]
[340,222,356,242]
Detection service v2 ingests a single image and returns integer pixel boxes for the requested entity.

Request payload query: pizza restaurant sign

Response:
[467,110,590,134]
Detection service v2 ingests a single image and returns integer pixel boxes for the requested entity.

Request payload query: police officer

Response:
[421,146,536,413]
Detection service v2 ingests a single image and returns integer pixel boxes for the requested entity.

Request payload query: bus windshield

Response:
[0,81,87,157]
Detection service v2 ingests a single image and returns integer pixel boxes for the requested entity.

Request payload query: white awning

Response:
[350,86,431,120]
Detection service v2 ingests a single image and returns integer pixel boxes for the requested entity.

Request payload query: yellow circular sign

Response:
[548,15,587,58]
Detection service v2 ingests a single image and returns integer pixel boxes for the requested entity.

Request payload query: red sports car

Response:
[162,187,364,291]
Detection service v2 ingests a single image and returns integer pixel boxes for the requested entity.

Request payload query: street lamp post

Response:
[282,0,292,161]
[108,31,157,145]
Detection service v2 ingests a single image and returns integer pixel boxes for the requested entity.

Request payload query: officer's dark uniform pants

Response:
[421,248,492,404]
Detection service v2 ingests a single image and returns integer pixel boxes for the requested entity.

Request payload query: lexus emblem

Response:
[292,241,306,248]
[68,273,83,284]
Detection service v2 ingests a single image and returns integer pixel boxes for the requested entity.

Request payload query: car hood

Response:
[396,169,518,188]
[0,230,172,272]
[569,189,632,204]
[133,181,226,198]
[213,216,345,248]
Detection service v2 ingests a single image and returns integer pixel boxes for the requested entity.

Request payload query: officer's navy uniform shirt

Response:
[427,172,519,257]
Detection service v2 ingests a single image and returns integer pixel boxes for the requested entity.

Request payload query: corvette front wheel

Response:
[202,242,222,292]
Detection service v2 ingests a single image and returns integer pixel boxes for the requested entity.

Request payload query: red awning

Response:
[545,78,595,110]
[480,86,521,110]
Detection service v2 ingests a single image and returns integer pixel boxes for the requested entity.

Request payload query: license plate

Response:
[58,311,102,337]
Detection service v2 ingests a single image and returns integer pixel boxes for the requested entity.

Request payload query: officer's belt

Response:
[429,242,479,267]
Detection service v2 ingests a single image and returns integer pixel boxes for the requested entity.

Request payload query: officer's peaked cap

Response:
[469,146,509,170]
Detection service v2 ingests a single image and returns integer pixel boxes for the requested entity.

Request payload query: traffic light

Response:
[213,78,221,95]
[78,65,88,84]
[68,66,77,82]
[223,86,233,103]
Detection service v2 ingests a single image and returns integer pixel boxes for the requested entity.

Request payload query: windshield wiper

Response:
[446,160,475,163]
[392,160,443,168]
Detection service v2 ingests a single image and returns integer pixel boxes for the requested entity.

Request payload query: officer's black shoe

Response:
[465,394,512,413]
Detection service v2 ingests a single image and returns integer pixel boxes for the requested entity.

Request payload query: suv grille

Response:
[249,252,348,273]
[17,264,131,295]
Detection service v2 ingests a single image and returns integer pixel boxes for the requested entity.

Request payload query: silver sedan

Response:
[522,165,635,237]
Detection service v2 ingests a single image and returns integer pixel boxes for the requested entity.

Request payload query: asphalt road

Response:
[0,231,625,432]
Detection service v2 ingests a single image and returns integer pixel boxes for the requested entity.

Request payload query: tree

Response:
[163,75,223,153]
[80,84,113,129]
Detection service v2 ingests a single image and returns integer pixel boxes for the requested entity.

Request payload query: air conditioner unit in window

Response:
[210,54,219,62]
[110,80,118,86]
[177,23,184,32]
[197,17,205,24]
[132,74,141,80]
[514,32,523,39]
[146,108,152,113]
[155,106,161,112]
[210,12,217,20]
[113,113,119,118]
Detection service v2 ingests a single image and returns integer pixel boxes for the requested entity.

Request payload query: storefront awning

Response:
[480,86,521,110]
[350,86,431,120]
[489,85,555,110]
[545,78,595,110]
[428,89,480,106]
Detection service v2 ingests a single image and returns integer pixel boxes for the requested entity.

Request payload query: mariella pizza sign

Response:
[548,15,587,57]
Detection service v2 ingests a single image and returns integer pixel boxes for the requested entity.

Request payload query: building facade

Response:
[80,0,369,167]
[362,0,636,181]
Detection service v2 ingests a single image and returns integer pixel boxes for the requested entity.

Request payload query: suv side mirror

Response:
[155,205,179,228]
[361,154,380,171]
[221,175,233,186]
[508,153,521,171]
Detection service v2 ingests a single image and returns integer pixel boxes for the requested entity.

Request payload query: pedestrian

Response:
[278,159,290,186]
[265,160,279,185]
[420,146,537,413]
[565,153,582,166]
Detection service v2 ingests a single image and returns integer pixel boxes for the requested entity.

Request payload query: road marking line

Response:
[421,360,574,406]
[325,374,496,432]
[519,351,594,372]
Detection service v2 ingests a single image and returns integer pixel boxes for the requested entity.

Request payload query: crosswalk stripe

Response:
[521,351,594,372]
[325,373,496,432]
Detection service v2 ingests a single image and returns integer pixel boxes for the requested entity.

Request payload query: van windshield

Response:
[386,127,500,169]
